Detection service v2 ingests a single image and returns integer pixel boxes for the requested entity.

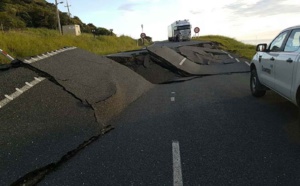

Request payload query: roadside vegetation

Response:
[193,35,256,60]
[0,28,141,64]
[0,0,110,34]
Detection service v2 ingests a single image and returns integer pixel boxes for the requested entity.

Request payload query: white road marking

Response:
[221,50,228,54]
[235,58,240,62]
[171,92,176,101]
[228,54,233,59]
[245,61,250,66]
[25,82,33,87]
[179,58,187,66]
[172,141,183,186]
[23,47,77,64]
[16,88,23,93]
[5,95,13,100]
[37,55,45,59]
[24,59,32,64]
[34,77,42,82]
[0,77,46,109]
[0,98,10,108]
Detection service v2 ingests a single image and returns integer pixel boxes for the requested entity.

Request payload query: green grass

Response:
[193,35,256,60]
[0,29,255,64]
[0,28,141,64]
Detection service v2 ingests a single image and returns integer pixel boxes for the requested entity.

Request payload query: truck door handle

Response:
[286,58,293,63]
[270,57,275,61]
[259,55,262,62]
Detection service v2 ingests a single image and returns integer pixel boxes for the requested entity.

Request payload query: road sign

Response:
[140,33,146,38]
[194,27,200,33]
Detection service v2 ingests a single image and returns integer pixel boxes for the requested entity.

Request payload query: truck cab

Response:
[250,25,300,106]
[168,20,191,42]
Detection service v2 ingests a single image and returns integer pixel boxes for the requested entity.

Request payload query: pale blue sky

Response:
[46,0,300,41]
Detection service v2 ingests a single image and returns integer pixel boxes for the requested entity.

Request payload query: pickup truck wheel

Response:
[250,68,266,97]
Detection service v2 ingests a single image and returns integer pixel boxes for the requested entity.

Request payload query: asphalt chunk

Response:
[108,54,181,84]
[30,48,153,125]
[147,46,249,76]
[178,46,236,65]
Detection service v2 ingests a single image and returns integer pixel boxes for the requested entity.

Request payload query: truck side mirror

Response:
[256,43,268,52]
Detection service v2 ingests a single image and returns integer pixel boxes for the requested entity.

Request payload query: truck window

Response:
[176,25,191,30]
[269,31,288,52]
[284,29,300,52]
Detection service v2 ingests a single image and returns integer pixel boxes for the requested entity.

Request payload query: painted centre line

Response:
[172,141,183,186]
[171,92,176,102]
[228,54,233,59]
[235,58,240,62]
[245,61,250,66]
[179,58,187,66]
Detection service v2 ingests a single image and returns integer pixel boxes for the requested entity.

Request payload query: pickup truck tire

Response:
[250,68,266,97]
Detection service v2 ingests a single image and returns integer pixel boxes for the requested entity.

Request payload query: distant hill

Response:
[0,0,113,35]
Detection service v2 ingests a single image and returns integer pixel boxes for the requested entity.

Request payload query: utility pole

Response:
[55,0,63,35]
[65,0,71,18]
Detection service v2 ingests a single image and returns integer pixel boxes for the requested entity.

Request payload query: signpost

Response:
[140,33,146,45]
[194,27,200,37]
[140,33,146,38]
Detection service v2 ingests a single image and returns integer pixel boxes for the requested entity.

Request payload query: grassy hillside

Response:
[0,0,107,34]
[193,35,256,59]
[0,30,255,64]
[0,28,140,64]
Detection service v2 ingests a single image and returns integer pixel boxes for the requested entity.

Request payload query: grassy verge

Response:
[0,28,141,64]
[193,35,256,60]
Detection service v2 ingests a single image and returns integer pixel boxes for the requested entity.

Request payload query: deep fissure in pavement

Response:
[11,125,114,186]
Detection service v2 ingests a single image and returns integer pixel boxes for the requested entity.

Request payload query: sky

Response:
[46,0,300,42]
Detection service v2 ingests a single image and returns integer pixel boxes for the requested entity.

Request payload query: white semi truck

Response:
[168,20,192,42]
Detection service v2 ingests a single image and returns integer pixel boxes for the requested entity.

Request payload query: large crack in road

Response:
[11,125,114,186]
[2,41,251,185]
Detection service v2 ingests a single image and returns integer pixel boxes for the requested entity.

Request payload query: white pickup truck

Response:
[250,25,300,106]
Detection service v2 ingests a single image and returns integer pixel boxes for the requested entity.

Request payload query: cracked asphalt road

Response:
[1,41,300,185]
[40,73,300,185]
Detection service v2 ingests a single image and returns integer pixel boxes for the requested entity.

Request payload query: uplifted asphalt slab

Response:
[0,80,101,185]
[1,48,155,185]
[148,46,249,76]
[178,45,237,65]
[30,48,153,125]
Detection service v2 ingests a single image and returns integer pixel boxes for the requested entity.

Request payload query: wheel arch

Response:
[250,63,256,71]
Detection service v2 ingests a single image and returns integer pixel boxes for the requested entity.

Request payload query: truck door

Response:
[259,31,289,89]
[273,29,300,98]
